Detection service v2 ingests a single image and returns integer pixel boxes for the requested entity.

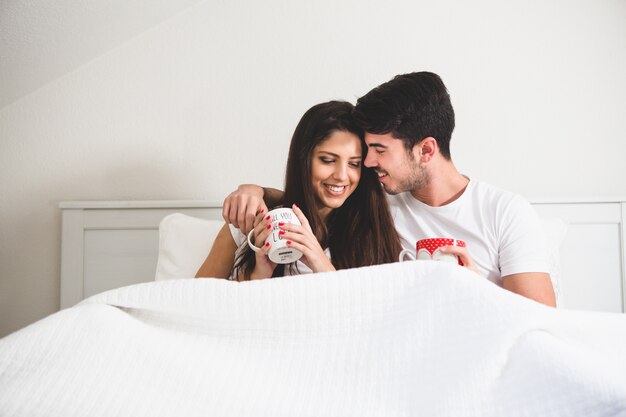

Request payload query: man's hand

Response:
[439,245,478,274]
[222,184,267,234]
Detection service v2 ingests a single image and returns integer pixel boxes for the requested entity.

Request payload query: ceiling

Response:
[0,0,203,109]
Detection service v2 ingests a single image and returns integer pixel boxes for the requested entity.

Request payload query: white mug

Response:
[247,207,303,264]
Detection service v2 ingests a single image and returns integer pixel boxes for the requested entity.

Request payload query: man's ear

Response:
[414,137,437,162]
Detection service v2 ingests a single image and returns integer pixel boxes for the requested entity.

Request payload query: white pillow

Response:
[155,213,224,281]
[539,216,568,305]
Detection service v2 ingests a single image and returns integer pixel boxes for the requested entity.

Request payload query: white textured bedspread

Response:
[1,261,626,417]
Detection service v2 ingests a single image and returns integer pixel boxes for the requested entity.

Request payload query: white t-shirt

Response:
[229,224,329,276]
[387,179,550,286]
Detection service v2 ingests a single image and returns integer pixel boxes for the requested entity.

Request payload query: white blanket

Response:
[1,261,626,417]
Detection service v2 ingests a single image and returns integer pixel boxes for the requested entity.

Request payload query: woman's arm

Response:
[195,223,237,279]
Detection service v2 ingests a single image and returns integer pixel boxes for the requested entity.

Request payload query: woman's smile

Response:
[311,130,362,212]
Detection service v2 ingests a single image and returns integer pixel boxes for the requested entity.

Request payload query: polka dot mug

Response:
[399,238,466,265]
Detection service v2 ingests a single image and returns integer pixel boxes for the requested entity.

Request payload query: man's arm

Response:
[222,184,284,234]
[502,272,556,307]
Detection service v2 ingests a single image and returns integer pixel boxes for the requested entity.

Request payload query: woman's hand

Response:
[438,245,479,274]
[278,204,335,273]
[247,210,277,280]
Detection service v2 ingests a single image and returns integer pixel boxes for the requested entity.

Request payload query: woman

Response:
[196,100,401,280]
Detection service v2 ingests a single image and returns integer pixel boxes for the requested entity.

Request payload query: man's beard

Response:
[383,156,430,195]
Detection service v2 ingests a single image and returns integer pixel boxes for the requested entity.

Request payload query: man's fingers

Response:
[239,199,268,234]
[252,202,269,232]
[244,210,257,235]
[440,246,477,272]
[223,193,241,227]
[249,207,268,236]
[235,198,255,234]
[222,198,232,224]
[259,202,269,217]
[222,184,269,231]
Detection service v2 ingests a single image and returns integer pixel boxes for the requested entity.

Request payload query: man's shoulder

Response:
[469,179,526,204]
[468,180,536,222]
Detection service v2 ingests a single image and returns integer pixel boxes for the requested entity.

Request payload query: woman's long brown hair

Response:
[232,101,401,279]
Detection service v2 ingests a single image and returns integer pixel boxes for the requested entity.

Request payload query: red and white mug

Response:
[399,238,466,265]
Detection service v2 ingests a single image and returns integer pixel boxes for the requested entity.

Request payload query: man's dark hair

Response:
[354,71,455,159]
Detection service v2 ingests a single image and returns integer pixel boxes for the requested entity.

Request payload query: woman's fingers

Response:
[282,239,305,255]
[291,204,313,233]
[282,236,335,273]
[251,212,273,247]
[254,226,272,248]
[277,224,320,256]
[250,210,266,239]
[251,208,267,228]
[259,240,272,256]
[275,224,309,247]
[250,241,277,280]
[275,221,306,235]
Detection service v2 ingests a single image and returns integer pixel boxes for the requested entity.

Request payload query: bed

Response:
[0,199,625,416]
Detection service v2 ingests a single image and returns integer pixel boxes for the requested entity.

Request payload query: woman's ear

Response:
[414,137,437,162]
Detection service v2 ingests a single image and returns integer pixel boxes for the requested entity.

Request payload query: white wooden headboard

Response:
[60,201,223,309]
[60,199,626,313]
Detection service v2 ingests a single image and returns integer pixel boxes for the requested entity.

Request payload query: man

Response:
[223,71,556,307]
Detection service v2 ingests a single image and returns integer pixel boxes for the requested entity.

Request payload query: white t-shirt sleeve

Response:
[228,224,251,265]
[497,195,550,277]
[228,224,246,246]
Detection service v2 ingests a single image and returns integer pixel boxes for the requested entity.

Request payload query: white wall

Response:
[1,0,625,337]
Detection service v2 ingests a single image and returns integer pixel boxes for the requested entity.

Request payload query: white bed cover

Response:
[1,261,625,416]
